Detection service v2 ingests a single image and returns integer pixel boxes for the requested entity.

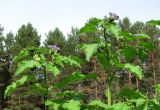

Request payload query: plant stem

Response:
[107,81,111,105]
[43,66,48,110]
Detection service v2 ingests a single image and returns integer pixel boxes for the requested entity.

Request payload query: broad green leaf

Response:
[53,54,65,67]
[120,31,150,40]
[30,83,47,96]
[96,52,110,70]
[107,24,121,39]
[46,62,60,76]
[65,56,81,67]
[33,54,40,61]
[89,100,112,109]
[13,49,29,62]
[118,88,146,99]
[133,33,150,39]
[39,54,46,65]
[53,54,81,67]
[54,72,97,88]
[45,99,54,106]
[148,99,160,110]
[4,75,30,98]
[112,103,132,110]
[79,43,98,61]
[62,99,81,110]
[134,98,147,110]
[119,31,134,40]
[124,63,143,79]
[153,84,160,93]
[45,99,61,110]
[79,18,101,33]
[16,60,41,76]
[96,45,110,70]
[121,47,137,62]
[147,20,160,26]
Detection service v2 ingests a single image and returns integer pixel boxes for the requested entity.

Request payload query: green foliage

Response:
[4,46,97,109]
[62,99,81,110]
[88,100,110,109]
[118,88,146,99]
[13,49,29,62]
[112,103,132,110]
[77,15,160,109]
[16,60,41,76]
[30,83,47,96]
[4,75,34,97]
[96,51,110,70]
[54,72,97,88]
[124,63,143,79]
[13,23,40,55]
[107,24,121,39]
[43,27,66,54]
[154,84,160,93]
[66,27,80,55]
[4,32,15,54]
[46,62,60,76]
[78,43,98,61]
[79,18,101,33]
[147,20,160,26]
[4,15,160,110]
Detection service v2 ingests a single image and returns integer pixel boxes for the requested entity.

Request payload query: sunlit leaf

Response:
[4,75,32,98]
[16,60,41,76]
[133,33,150,39]
[120,31,150,40]
[79,18,101,33]
[148,99,160,109]
[53,54,81,67]
[45,99,62,110]
[13,49,29,62]
[46,62,60,76]
[112,103,132,110]
[124,63,143,79]
[89,100,112,109]
[64,56,81,67]
[62,99,81,110]
[134,98,147,110]
[33,54,40,61]
[79,43,98,61]
[153,84,160,93]
[107,24,121,39]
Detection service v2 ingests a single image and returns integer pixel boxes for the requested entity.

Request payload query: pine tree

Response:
[118,17,131,32]
[0,25,11,109]
[65,27,79,55]
[44,27,66,54]
[13,23,41,55]
[4,32,15,55]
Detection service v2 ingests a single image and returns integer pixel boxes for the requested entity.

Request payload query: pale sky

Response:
[0,0,160,42]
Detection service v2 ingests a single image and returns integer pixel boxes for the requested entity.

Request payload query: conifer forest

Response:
[0,13,160,110]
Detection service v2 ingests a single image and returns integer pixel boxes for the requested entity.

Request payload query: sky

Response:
[0,0,160,42]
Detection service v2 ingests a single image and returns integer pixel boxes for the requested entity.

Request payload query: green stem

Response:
[106,81,111,105]
[43,66,48,110]
[103,27,107,41]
